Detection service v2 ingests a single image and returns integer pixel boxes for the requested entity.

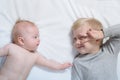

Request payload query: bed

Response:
[0,0,120,80]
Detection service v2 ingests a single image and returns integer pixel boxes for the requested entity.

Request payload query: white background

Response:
[0,0,120,80]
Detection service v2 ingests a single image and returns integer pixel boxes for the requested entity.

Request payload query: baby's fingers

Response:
[63,62,73,68]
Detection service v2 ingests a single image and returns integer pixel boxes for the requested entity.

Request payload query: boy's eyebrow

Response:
[78,34,88,38]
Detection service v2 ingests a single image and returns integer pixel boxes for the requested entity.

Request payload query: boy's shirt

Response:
[72,24,120,80]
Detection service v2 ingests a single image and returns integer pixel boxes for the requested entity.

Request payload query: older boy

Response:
[71,18,120,80]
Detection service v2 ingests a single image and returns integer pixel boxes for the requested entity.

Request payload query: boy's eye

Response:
[73,37,77,42]
[78,36,88,40]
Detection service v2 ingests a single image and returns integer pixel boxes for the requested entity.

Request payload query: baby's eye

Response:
[34,35,39,39]
[34,36,37,38]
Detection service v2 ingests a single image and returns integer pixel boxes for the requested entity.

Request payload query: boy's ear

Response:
[96,39,100,43]
[18,36,24,46]
[96,39,101,45]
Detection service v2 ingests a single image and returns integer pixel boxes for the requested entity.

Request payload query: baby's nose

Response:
[37,39,40,43]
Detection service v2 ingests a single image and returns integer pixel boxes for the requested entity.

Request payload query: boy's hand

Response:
[87,29,104,40]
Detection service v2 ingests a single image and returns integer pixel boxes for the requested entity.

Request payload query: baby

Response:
[0,20,72,80]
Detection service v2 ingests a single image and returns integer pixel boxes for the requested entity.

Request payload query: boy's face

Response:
[21,25,40,52]
[72,25,98,54]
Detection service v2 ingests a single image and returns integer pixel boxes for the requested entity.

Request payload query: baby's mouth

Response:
[37,43,39,46]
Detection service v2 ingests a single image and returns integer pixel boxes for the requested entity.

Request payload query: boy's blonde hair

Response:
[72,18,103,31]
[11,19,36,43]
[72,18,103,46]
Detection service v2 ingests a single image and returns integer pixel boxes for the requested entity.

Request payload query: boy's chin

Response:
[78,50,88,55]
[80,52,88,55]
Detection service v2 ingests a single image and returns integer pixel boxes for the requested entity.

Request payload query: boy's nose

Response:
[76,39,87,45]
[76,39,82,45]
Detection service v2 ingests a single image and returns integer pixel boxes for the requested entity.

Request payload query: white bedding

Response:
[0,0,120,80]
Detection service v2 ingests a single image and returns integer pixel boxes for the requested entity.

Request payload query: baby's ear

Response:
[18,36,24,46]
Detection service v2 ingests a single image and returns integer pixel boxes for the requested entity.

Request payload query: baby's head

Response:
[72,18,103,54]
[11,19,40,52]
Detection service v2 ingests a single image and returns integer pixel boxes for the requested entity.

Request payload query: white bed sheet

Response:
[0,0,120,80]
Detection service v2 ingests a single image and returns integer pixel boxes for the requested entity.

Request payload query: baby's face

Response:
[22,25,40,52]
[72,25,97,54]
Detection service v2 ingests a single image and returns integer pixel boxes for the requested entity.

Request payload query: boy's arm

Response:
[87,24,120,40]
[35,53,72,70]
[103,24,120,54]
[103,24,120,38]
[87,24,120,55]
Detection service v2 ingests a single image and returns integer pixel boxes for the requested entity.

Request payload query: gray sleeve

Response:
[102,24,120,55]
[104,24,120,38]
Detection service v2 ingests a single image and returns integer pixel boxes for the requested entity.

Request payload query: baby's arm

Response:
[0,44,10,56]
[35,53,72,70]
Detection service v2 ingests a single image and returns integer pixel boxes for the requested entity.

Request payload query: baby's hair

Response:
[72,18,103,31]
[11,19,36,43]
[14,19,35,26]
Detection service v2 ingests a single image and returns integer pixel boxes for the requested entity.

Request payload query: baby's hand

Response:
[60,62,72,70]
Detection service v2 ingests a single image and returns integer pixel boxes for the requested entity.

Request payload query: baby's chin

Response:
[28,49,37,53]
[29,47,38,52]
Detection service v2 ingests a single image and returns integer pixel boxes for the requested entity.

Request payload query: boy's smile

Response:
[72,26,100,54]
